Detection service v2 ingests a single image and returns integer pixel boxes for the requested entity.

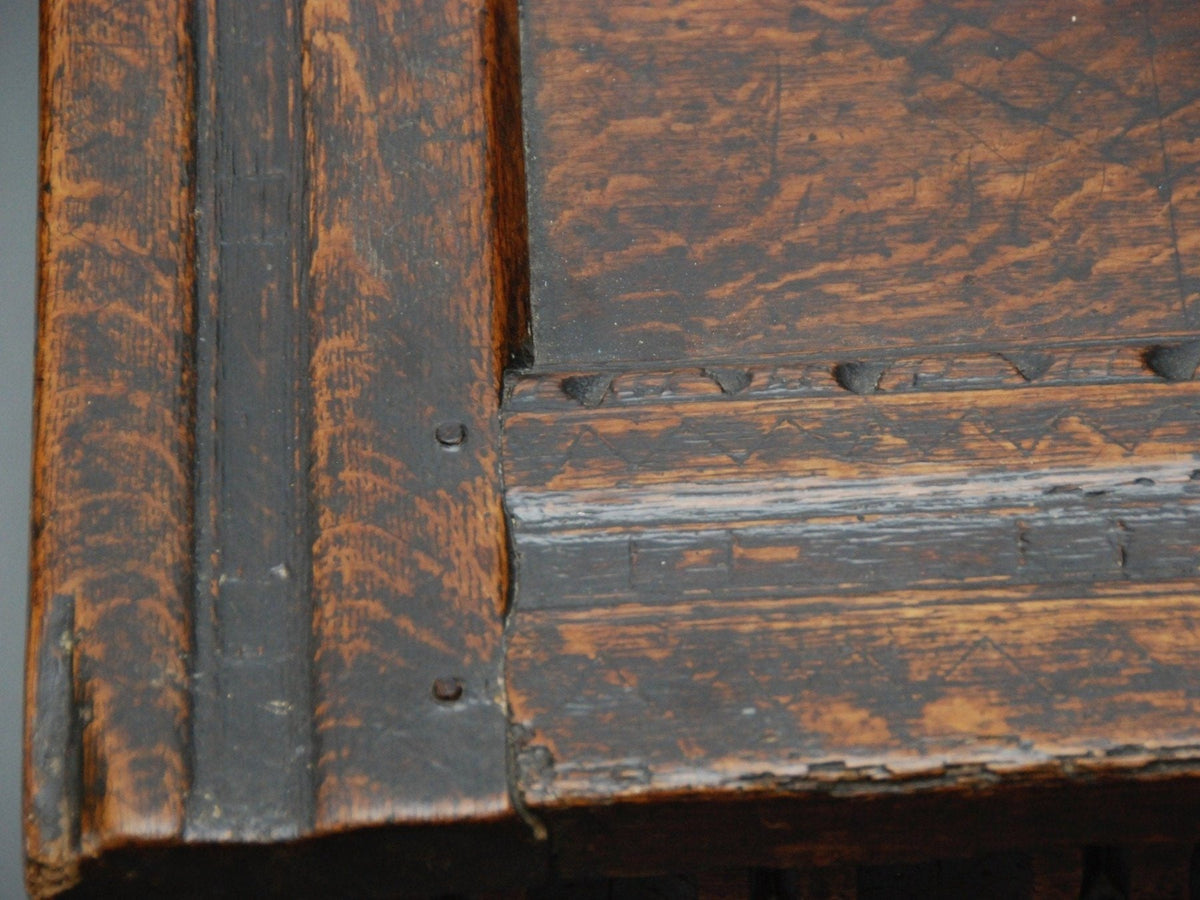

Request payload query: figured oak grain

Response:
[303,0,515,827]
[27,0,544,894]
[508,587,1200,802]
[26,0,1200,893]
[521,0,1200,366]
[26,0,196,892]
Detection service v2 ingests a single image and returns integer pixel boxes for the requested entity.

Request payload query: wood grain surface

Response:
[26,0,543,894]
[27,0,1200,893]
[506,378,1200,493]
[26,0,196,893]
[521,0,1200,366]
[504,364,1200,875]
[302,0,515,829]
[510,588,1200,802]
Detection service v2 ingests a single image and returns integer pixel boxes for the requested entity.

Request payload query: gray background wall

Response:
[2,0,40,896]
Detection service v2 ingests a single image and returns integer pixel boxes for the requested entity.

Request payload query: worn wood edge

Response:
[25,0,197,895]
[510,577,1200,626]
[507,588,1200,806]
[516,737,1200,810]
[505,376,1200,611]
[505,379,1200,610]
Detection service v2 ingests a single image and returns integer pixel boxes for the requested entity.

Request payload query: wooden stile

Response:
[302,0,512,830]
[27,0,196,891]
[25,0,542,894]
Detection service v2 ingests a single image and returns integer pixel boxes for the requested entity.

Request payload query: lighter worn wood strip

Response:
[510,460,1199,610]
[302,0,512,827]
[26,0,195,892]
[508,590,1200,806]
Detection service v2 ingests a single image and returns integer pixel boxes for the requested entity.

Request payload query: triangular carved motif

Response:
[938,636,1054,699]
[674,420,758,465]
[549,425,642,479]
